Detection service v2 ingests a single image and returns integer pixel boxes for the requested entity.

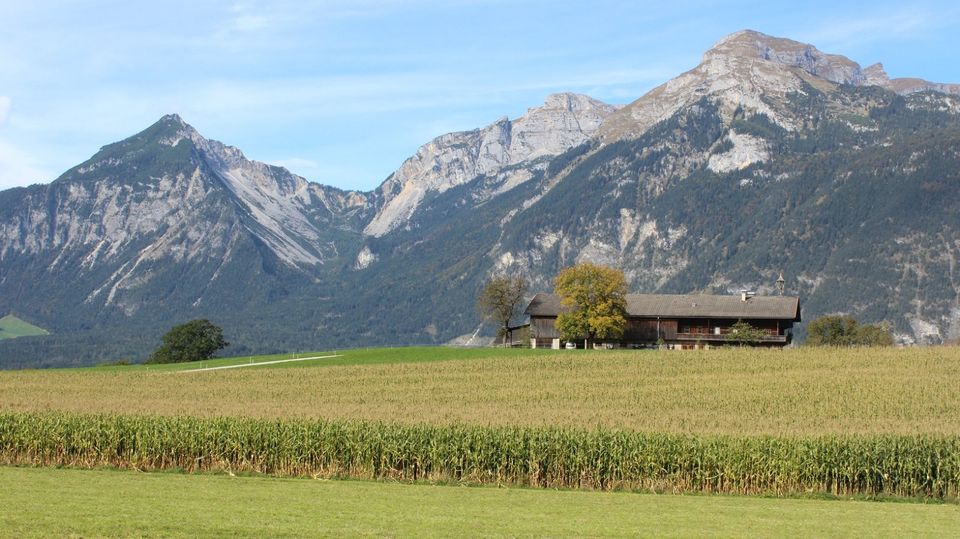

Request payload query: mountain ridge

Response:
[600,29,960,142]
[363,92,618,237]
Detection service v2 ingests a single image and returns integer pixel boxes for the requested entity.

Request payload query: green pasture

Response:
[2,466,956,538]
[87,346,552,372]
[0,315,48,340]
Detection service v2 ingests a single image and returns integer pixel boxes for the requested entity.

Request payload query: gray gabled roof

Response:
[524,293,800,321]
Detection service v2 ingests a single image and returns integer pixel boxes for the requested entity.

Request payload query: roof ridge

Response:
[525,292,800,320]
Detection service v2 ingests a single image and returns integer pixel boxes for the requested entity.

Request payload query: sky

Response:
[1,0,959,192]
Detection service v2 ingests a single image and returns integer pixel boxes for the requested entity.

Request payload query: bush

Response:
[806,315,893,346]
[726,320,769,346]
[98,359,133,367]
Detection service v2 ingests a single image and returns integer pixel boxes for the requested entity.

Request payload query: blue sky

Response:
[1,0,958,192]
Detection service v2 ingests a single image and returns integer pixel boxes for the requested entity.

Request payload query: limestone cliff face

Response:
[362,93,617,237]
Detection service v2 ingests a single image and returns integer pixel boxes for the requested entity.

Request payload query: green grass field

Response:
[4,346,959,435]
[89,346,547,372]
[0,315,48,340]
[2,466,957,538]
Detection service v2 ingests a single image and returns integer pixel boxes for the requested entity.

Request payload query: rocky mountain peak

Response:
[144,115,259,171]
[600,29,960,142]
[703,29,865,85]
[541,92,613,113]
[154,113,199,138]
[104,113,209,161]
[362,92,616,237]
[159,112,187,126]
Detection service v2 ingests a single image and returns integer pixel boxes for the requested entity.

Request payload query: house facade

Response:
[524,292,801,349]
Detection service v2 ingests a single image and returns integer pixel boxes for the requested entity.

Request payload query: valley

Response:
[2,31,960,367]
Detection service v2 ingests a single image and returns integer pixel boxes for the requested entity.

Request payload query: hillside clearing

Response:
[0,315,48,340]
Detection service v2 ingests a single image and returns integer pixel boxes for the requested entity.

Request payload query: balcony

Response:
[673,331,789,343]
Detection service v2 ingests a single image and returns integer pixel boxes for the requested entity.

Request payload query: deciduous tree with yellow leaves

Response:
[554,263,627,348]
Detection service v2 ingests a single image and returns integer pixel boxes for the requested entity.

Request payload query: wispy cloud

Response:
[798,10,941,51]
[228,13,271,33]
[2,0,959,192]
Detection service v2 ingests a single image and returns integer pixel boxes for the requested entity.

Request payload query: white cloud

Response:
[211,1,278,44]
[229,14,270,32]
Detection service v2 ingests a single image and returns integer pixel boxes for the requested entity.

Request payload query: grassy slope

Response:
[2,467,957,538]
[3,346,959,435]
[0,315,48,340]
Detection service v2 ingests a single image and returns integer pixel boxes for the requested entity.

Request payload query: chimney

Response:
[740,290,755,302]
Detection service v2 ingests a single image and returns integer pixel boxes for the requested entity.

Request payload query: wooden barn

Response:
[524,292,801,349]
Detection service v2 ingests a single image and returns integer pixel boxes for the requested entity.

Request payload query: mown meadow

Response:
[1,346,959,500]
[4,467,958,538]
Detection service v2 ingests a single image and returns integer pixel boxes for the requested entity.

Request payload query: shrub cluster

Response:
[806,315,894,346]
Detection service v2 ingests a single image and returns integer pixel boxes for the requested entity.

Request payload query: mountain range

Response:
[2,29,959,367]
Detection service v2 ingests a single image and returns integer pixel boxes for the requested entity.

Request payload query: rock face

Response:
[2,30,960,366]
[363,93,617,237]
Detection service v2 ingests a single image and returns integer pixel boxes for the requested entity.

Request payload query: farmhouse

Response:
[524,292,801,349]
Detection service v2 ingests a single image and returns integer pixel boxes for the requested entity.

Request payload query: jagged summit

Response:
[540,92,613,113]
[704,29,866,85]
[149,113,199,140]
[600,29,960,141]
[362,92,616,237]
[704,30,959,95]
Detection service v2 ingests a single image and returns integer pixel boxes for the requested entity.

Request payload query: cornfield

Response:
[2,412,957,498]
[3,346,960,436]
